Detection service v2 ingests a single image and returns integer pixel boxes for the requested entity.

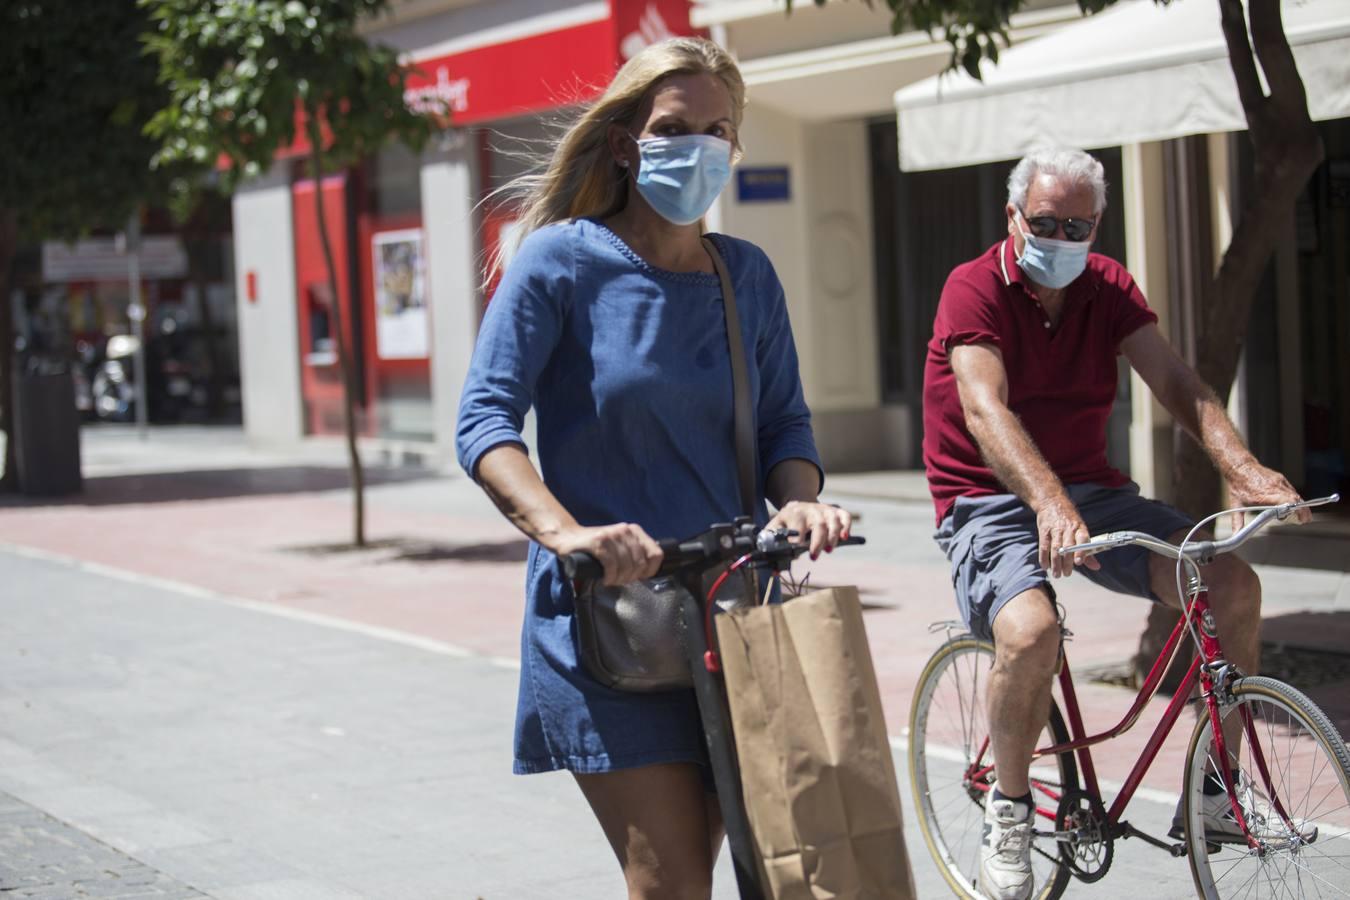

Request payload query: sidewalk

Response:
[0,549,620,898]
[1,424,1347,897]
[4,426,1348,779]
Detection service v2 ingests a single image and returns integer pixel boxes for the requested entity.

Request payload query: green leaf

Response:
[961,42,983,80]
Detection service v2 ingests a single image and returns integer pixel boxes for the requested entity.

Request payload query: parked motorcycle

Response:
[87,324,239,423]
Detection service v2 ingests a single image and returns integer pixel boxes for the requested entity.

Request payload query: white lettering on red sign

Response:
[620,3,676,60]
[405,66,471,116]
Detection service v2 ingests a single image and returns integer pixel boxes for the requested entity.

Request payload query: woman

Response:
[455,37,850,899]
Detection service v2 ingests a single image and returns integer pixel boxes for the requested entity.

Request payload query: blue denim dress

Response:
[455,218,821,775]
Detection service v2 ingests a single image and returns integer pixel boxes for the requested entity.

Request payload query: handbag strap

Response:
[702,236,758,518]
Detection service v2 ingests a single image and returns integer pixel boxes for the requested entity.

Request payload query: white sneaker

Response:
[980,790,1034,900]
[1169,779,1319,846]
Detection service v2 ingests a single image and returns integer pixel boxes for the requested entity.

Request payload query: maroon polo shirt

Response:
[923,239,1158,525]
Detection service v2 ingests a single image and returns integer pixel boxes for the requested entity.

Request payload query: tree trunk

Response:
[1134,0,1323,689]
[0,207,18,493]
[308,120,366,548]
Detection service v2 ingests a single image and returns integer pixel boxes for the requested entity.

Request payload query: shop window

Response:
[1236,117,1350,497]
[305,283,336,364]
[369,142,423,217]
[357,141,435,442]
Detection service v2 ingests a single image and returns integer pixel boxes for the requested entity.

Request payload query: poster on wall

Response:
[372,228,428,360]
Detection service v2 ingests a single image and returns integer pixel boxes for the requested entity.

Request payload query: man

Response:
[921,148,1307,900]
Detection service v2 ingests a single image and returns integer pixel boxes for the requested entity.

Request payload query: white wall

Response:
[421,135,483,464]
[721,103,813,390]
[801,120,880,412]
[232,173,304,445]
[1123,141,1174,501]
[720,107,885,469]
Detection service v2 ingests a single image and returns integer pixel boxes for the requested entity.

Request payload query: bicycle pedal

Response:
[1166,825,1220,854]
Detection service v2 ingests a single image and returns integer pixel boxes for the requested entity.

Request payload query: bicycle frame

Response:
[1045,595,1205,828]
[961,581,1282,854]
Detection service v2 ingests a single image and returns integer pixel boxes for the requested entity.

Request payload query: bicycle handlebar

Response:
[1057,494,1339,563]
[560,518,866,581]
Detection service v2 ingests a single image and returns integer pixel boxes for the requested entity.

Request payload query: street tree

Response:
[0,0,172,492]
[804,0,1321,685]
[142,0,440,547]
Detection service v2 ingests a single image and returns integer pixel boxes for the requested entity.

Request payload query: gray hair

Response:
[1007,149,1107,214]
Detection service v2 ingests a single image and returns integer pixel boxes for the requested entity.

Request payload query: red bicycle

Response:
[908,494,1349,899]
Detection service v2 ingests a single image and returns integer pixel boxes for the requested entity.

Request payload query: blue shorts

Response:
[934,483,1194,640]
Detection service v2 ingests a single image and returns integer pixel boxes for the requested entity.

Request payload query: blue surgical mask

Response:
[1014,213,1091,289]
[631,134,733,226]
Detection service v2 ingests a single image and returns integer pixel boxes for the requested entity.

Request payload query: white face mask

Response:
[1014,213,1091,289]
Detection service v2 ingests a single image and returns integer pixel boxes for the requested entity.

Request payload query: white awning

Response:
[739,7,1079,122]
[892,0,1350,171]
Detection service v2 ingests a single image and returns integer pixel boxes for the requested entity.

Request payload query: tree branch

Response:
[1217,0,1267,128]
[1247,0,1310,117]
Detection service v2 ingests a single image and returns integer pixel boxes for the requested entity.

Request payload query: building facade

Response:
[697,0,1350,502]
[232,0,703,460]
[232,0,1350,505]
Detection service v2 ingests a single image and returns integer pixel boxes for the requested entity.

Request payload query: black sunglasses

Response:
[1021,210,1096,242]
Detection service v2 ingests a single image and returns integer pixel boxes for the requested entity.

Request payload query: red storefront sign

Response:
[402,0,702,126]
[269,1,700,161]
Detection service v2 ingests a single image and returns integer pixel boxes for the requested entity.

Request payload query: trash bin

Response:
[12,368,83,496]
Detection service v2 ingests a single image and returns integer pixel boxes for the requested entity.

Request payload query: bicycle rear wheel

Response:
[909,635,1077,899]
[1183,676,1350,899]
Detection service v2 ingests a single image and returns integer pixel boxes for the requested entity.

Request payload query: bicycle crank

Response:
[1055,790,1114,883]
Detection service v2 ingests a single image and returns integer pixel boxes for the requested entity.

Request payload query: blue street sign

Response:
[737,167,791,203]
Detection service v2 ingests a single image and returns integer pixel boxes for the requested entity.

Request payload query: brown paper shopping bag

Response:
[715,586,915,900]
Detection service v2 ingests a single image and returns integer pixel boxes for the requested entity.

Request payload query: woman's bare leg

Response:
[574,763,721,900]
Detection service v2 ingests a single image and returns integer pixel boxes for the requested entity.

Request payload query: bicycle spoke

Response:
[1285,856,1350,897]
[911,639,1072,899]
[1188,682,1350,899]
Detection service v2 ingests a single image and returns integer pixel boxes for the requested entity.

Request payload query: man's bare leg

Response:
[988,588,1062,795]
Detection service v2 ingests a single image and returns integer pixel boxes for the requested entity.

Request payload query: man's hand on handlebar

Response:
[765,501,852,560]
[549,523,663,587]
[1227,462,1310,530]
[1036,494,1102,578]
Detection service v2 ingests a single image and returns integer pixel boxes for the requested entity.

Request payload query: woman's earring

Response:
[617,159,629,168]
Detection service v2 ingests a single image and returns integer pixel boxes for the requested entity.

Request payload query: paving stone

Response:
[209,879,365,900]
[0,791,205,898]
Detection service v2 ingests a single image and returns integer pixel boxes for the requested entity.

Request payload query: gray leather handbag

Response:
[573,237,760,693]
[575,566,756,692]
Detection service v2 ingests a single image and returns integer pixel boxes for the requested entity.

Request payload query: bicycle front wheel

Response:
[909,635,1077,899]
[1183,676,1350,899]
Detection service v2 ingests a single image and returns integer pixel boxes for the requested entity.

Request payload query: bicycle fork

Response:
[1192,585,1317,856]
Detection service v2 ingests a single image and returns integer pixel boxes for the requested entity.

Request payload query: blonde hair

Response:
[483,37,745,288]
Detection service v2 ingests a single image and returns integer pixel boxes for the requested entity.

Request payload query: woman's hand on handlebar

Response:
[548,523,663,587]
[765,501,852,560]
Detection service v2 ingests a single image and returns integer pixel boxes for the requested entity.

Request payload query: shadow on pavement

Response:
[277,535,530,565]
[0,465,436,508]
[1078,610,1350,736]
[387,539,530,564]
[1260,610,1350,736]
